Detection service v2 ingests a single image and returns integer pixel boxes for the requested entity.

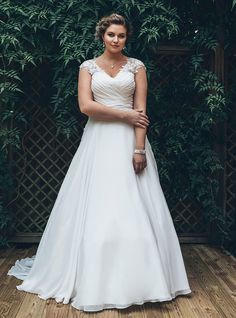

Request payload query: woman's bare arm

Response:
[132,64,148,174]
[78,68,149,128]
[133,66,148,149]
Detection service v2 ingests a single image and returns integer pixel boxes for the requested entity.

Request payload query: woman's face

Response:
[102,24,127,53]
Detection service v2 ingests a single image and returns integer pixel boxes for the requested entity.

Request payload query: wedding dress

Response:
[8,57,192,312]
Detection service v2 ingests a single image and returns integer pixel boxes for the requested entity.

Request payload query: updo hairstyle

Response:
[95,13,133,43]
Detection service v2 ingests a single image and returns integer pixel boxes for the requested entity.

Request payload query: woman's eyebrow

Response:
[108,32,126,35]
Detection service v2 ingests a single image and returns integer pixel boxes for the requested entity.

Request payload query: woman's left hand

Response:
[132,153,147,174]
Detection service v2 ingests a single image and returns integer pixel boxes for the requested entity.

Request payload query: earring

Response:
[102,42,105,47]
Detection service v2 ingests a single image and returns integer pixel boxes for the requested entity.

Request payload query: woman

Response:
[8,13,192,312]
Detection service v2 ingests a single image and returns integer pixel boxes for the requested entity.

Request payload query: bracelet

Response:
[134,149,146,155]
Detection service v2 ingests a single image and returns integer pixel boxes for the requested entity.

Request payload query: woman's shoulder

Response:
[80,58,94,66]
[79,58,96,75]
[128,57,146,73]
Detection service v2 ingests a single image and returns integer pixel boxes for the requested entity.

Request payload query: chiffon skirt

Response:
[8,118,192,311]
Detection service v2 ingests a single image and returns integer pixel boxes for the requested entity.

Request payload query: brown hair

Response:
[95,13,133,43]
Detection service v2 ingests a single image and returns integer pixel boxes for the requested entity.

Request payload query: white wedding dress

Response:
[8,57,192,312]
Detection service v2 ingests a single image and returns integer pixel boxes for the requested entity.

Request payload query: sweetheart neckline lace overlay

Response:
[93,57,129,78]
[7,56,192,312]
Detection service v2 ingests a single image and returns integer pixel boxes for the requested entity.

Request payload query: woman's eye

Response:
[107,34,125,38]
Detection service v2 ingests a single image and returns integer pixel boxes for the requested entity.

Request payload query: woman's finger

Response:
[140,114,149,121]
[139,117,149,125]
[136,110,149,121]
[136,123,146,129]
[134,162,140,174]
[139,119,149,126]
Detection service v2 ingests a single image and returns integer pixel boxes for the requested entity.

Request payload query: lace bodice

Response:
[79,57,146,110]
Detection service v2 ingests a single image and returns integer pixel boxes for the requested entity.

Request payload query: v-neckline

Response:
[93,57,130,79]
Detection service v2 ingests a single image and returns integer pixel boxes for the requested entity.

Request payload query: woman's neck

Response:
[101,50,126,62]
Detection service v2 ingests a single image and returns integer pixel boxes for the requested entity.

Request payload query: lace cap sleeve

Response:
[79,59,96,75]
[131,58,146,73]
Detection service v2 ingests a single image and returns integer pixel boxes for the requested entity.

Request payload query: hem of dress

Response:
[18,286,192,312]
[72,288,192,312]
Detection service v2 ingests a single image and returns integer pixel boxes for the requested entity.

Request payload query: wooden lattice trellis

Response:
[225,52,236,238]
[151,46,214,243]
[226,122,236,232]
[8,65,86,242]
[7,46,232,243]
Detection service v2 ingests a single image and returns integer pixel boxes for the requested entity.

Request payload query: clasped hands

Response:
[124,109,149,129]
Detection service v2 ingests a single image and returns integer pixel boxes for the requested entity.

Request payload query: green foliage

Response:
[190,54,227,125]
[184,26,218,51]
[0,151,13,247]
[0,0,235,249]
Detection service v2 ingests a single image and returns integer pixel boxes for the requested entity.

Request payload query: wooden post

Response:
[214,0,227,222]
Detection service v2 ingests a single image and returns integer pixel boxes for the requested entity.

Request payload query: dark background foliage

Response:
[0,0,235,253]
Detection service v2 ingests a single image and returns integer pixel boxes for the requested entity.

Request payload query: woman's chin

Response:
[108,47,123,53]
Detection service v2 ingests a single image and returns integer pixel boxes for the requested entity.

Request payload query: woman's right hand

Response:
[124,109,150,129]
